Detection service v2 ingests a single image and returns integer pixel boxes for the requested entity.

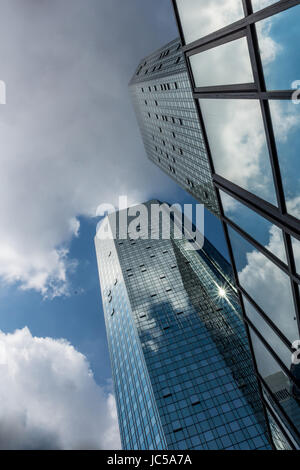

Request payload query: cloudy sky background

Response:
[0,0,227,449]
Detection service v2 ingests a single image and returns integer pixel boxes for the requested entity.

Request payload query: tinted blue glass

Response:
[96,202,271,450]
[249,327,300,444]
[228,225,297,343]
[269,100,300,220]
[199,98,277,205]
[292,237,300,276]
[243,295,292,369]
[220,190,287,264]
[256,6,300,90]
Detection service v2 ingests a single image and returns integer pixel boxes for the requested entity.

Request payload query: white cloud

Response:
[0,0,176,298]
[0,327,121,450]
[256,19,281,66]
[200,98,277,204]
[176,0,244,43]
[238,225,297,343]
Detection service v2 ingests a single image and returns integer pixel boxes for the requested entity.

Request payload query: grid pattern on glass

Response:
[189,37,254,88]
[252,0,277,12]
[292,237,300,277]
[249,327,300,445]
[95,202,271,450]
[256,5,300,91]
[220,190,287,264]
[175,0,244,44]
[199,98,277,205]
[267,410,293,450]
[228,225,297,344]
[243,295,292,371]
[95,228,167,450]
[268,100,300,220]
[129,39,219,217]
[172,0,300,449]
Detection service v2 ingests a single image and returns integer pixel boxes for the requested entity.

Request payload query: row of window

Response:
[141,82,178,93]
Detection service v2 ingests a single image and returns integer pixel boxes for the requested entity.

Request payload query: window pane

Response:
[252,0,277,12]
[199,98,277,205]
[249,327,300,437]
[190,37,254,88]
[269,100,300,220]
[256,5,300,90]
[266,410,293,451]
[220,190,287,264]
[292,237,300,276]
[243,295,291,369]
[176,0,244,45]
[228,226,297,342]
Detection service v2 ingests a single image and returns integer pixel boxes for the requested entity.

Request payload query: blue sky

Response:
[0,197,227,388]
[0,0,298,451]
[0,0,229,449]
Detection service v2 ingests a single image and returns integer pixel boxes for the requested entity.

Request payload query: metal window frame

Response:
[171,0,300,448]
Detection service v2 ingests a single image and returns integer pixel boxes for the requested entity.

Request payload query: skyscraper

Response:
[169,0,300,450]
[95,201,270,450]
[129,39,219,217]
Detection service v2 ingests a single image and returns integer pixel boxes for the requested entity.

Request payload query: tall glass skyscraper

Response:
[95,201,270,450]
[171,0,300,450]
[129,39,219,217]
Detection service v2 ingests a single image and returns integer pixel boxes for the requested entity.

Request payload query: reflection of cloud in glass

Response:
[190,37,254,87]
[229,226,296,343]
[256,6,300,90]
[243,295,292,376]
[199,98,276,204]
[269,100,300,219]
[291,237,300,276]
[221,190,287,264]
[256,19,281,67]
[252,0,277,13]
[176,0,244,44]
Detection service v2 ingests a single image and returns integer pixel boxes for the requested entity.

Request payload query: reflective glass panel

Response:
[243,295,292,369]
[256,5,300,90]
[199,99,277,205]
[269,100,300,220]
[252,0,277,12]
[190,37,254,87]
[176,0,244,44]
[220,190,287,264]
[249,327,300,435]
[228,225,297,342]
[292,237,300,276]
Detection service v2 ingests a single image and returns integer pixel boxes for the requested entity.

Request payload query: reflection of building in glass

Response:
[129,39,219,217]
[172,0,300,450]
[95,201,270,450]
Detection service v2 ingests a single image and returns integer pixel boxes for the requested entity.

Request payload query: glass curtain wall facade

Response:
[129,39,219,217]
[172,0,300,449]
[95,200,270,450]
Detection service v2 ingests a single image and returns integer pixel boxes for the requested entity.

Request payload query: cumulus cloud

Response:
[176,0,245,43]
[200,98,277,204]
[0,327,121,450]
[0,0,176,298]
[238,225,298,344]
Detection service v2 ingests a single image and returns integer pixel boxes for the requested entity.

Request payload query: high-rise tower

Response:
[169,0,300,450]
[129,39,219,217]
[95,201,270,450]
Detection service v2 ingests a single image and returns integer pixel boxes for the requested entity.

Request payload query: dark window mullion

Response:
[263,399,297,450]
[179,0,300,52]
[224,215,290,276]
[257,371,300,445]
[240,285,294,353]
[219,217,275,447]
[247,318,300,391]
[214,174,300,237]
[283,232,300,337]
